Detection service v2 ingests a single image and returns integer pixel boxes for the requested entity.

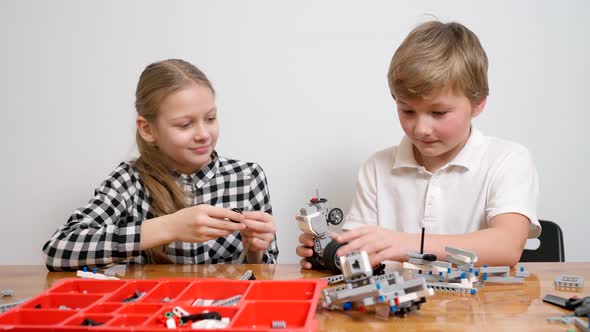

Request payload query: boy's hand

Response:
[168,205,246,243]
[332,226,405,266]
[240,211,276,252]
[296,233,315,269]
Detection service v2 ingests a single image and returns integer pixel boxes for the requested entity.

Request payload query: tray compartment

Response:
[144,305,238,329]
[231,301,311,329]
[50,279,125,294]
[102,280,158,303]
[175,280,249,307]
[140,280,191,303]
[118,303,162,314]
[63,313,113,327]
[21,294,103,310]
[106,314,150,327]
[0,309,75,325]
[244,280,318,300]
[85,302,122,314]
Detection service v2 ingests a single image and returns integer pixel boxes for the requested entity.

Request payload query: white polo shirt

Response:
[343,128,541,238]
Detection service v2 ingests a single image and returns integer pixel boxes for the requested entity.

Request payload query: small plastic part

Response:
[555,275,584,289]
[271,320,286,329]
[165,317,176,329]
[180,311,221,324]
[76,270,119,280]
[121,290,145,303]
[239,270,256,280]
[0,298,30,313]
[80,318,103,326]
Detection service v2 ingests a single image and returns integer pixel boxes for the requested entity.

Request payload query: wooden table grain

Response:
[1,263,589,331]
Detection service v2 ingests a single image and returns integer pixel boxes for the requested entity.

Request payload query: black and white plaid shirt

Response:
[42,151,278,271]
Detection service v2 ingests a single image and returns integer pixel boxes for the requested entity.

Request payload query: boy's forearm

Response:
[404,227,526,267]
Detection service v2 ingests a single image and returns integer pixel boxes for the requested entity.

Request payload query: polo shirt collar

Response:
[392,135,420,169]
[391,127,485,171]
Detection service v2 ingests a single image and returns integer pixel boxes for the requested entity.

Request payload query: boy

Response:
[297,21,540,268]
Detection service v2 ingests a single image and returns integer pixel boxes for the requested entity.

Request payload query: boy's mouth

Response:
[418,139,438,145]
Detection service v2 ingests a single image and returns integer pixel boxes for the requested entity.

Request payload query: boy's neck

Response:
[413,128,472,173]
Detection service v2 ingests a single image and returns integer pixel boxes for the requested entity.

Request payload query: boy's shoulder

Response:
[469,130,532,166]
[483,134,530,156]
[359,145,400,171]
[459,129,535,172]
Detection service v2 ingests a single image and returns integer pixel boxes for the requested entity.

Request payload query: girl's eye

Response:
[432,111,447,116]
[401,110,415,115]
[207,117,217,122]
[178,122,191,128]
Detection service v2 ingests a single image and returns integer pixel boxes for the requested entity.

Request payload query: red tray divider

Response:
[0,277,327,332]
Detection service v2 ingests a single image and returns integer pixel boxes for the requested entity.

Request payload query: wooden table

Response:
[1,263,589,331]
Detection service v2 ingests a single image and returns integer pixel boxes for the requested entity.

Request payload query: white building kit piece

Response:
[322,251,434,318]
[102,264,127,277]
[515,266,530,278]
[76,270,119,280]
[555,275,585,290]
[402,244,530,294]
[0,298,30,313]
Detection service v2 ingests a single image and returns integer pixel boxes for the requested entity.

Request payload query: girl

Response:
[43,59,278,271]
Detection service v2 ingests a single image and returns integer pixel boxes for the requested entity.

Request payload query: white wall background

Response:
[1,1,588,265]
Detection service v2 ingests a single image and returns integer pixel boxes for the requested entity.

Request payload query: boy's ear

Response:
[472,96,487,118]
[137,116,157,144]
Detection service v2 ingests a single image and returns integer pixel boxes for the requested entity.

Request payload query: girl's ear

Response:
[472,96,487,118]
[137,116,157,144]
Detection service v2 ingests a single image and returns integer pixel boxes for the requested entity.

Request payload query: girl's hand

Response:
[167,205,246,243]
[296,233,315,269]
[332,226,407,266]
[240,211,276,252]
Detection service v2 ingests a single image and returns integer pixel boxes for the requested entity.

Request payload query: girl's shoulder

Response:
[216,156,266,178]
[98,161,143,194]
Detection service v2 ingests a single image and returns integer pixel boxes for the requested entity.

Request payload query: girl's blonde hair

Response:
[388,21,489,104]
[133,59,215,263]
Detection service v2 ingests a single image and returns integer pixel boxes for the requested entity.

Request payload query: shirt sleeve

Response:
[42,163,143,271]
[343,155,379,230]
[248,163,278,263]
[485,146,541,238]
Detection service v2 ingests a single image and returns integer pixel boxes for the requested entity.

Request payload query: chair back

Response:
[519,219,564,262]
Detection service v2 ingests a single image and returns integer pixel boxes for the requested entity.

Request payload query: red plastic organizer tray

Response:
[0,278,327,331]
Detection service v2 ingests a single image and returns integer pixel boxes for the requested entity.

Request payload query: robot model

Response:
[296,191,344,273]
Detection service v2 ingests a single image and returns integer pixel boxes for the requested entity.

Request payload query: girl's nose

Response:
[193,123,210,141]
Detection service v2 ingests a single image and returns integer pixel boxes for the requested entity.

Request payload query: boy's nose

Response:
[414,116,433,137]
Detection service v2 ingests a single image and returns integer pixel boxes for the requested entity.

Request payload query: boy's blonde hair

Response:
[388,21,489,103]
[134,59,214,264]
